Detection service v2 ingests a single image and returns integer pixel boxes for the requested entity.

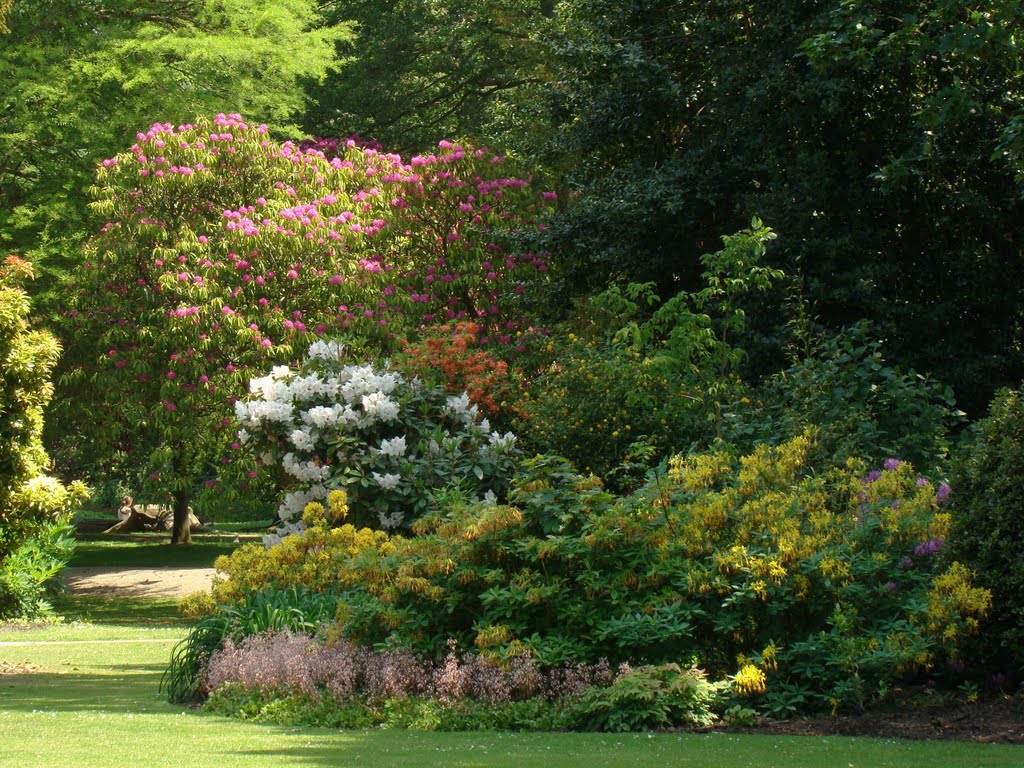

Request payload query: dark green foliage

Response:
[305,0,547,152]
[727,322,963,473]
[525,0,1024,415]
[944,387,1024,678]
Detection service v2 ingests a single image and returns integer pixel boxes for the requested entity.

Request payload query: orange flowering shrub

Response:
[393,323,523,420]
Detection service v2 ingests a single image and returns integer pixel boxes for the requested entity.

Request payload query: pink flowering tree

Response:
[68,114,553,542]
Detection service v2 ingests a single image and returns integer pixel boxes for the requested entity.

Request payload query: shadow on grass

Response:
[52,594,187,627]
[1,668,169,714]
[68,537,247,568]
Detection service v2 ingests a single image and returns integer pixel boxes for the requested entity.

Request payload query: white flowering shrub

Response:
[235,341,519,543]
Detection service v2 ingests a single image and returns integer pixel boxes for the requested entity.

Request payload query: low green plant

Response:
[0,520,74,619]
[574,664,723,732]
[204,684,383,728]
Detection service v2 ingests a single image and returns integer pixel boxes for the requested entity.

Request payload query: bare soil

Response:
[705,695,1024,744]
[63,566,215,599]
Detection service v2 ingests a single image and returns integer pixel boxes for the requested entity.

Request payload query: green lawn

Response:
[0,599,1020,768]
[68,535,257,569]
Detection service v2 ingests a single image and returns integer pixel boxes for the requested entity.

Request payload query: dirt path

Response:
[63,566,215,599]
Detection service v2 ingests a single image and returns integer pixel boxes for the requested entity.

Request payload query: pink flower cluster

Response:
[203,630,614,705]
[78,114,555,488]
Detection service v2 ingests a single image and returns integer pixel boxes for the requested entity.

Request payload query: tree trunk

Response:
[171,489,192,544]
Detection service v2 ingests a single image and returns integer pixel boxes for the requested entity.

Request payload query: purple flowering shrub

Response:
[68,114,554,529]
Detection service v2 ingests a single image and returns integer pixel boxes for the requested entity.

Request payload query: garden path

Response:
[63,566,215,598]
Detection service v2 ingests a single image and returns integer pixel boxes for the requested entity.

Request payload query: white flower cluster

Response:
[372,471,401,490]
[374,436,407,457]
[307,339,345,361]
[488,431,517,450]
[236,340,519,546]
[282,452,330,483]
[444,392,479,424]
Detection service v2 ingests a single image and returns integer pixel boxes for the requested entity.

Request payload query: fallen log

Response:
[101,504,207,535]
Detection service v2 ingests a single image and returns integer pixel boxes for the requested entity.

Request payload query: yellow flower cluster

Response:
[212,520,397,603]
[328,489,349,521]
[924,562,992,642]
[733,664,767,695]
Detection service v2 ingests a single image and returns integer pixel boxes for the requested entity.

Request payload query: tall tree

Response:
[304,0,550,152]
[0,0,352,315]
[524,0,1024,414]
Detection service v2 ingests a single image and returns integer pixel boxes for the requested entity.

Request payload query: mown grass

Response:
[50,594,187,627]
[1,614,1021,768]
[68,535,255,569]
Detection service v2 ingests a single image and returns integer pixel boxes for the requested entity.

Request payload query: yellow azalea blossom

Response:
[328,489,349,521]
[733,664,767,695]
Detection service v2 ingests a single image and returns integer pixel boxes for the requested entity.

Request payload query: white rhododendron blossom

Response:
[444,392,479,424]
[361,391,399,422]
[307,339,345,362]
[289,427,317,451]
[235,342,520,545]
[372,471,401,490]
[488,432,517,450]
[375,436,407,457]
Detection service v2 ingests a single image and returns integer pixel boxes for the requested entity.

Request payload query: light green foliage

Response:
[575,664,722,732]
[516,221,781,487]
[0,519,75,618]
[0,256,87,618]
[0,0,351,310]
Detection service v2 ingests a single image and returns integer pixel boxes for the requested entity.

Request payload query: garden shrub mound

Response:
[945,386,1024,680]
[190,432,990,725]
[0,255,88,619]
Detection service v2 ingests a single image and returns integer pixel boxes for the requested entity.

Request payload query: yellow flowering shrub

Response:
[205,433,988,717]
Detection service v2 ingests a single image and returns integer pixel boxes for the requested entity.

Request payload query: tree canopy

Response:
[0,0,351,314]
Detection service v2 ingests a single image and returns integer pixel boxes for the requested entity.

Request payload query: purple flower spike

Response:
[883,458,901,471]
[935,483,952,505]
